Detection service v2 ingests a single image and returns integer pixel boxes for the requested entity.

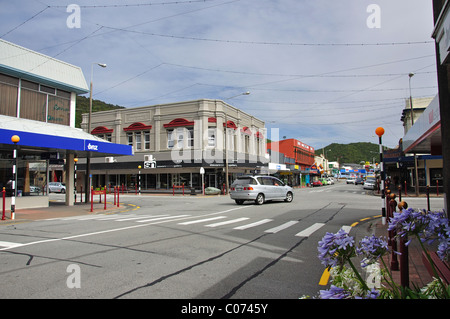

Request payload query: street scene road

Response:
[0,181,442,299]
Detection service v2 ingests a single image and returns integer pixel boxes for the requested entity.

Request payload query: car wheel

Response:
[61,189,65,194]
[285,192,293,202]
[255,193,265,205]
[235,199,244,205]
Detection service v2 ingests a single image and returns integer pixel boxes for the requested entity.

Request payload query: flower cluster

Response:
[357,235,389,267]
[316,209,449,299]
[317,229,356,269]
[388,208,449,261]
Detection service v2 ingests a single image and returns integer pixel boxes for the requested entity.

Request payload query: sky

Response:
[1,0,438,150]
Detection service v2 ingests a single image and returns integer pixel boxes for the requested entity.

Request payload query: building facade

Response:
[0,39,131,209]
[266,138,315,186]
[80,99,267,192]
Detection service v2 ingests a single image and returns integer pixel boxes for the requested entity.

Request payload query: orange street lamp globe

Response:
[11,135,20,143]
[375,127,385,137]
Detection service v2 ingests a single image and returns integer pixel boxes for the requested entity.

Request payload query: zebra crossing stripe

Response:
[178,216,227,225]
[295,223,325,237]
[233,219,273,230]
[136,215,190,223]
[264,221,298,233]
[205,217,249,227]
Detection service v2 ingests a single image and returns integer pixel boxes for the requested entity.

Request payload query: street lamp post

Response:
[409,73,420,197]
[85,62,107,203]
[11,135,20,220]
[375,127,386,225]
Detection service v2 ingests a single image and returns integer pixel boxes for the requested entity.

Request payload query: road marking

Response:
[136,215,190,223]
[0,206,253,252]
[178,216,227,225]
[295,223,325,237]
[205,217,249,227]
[340,225,352,234]
[0,241,23,249]
[319,267,331,286]
[115,215,168,222]
[233,219,273,230]
[264,221,298,233]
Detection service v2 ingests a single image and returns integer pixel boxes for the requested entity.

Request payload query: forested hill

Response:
[315,142,388,164]
[75,96,125,128]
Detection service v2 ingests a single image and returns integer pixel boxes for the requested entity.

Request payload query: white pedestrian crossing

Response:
[295,223,325,237]
[264,221,298,233]
[233,219,273,230]
[205,217,249,227]
[178,216,227,225]
[44,212,354,240]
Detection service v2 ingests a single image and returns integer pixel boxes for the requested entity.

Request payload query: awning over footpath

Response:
[0,115,132,157]
[402,94,441,154]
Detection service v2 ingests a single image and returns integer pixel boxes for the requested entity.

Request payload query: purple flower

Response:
[318,229,356,268]
[319,285,351,299]
[357,235,389,267]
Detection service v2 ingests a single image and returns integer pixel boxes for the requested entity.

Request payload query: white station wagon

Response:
[230,175,294,205]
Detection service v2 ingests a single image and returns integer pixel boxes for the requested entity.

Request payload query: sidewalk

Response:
[0,200,124,225]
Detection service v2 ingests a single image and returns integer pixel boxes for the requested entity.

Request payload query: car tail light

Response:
[244,187,253,190]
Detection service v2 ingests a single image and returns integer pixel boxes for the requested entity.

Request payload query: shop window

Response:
[208,128,216,147]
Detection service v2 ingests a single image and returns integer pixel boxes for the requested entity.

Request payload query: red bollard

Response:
[114,186,116,206]
[404,181,407,196]
[104,187,107,210]
[437,180,439,196]
[2,187,5,220]
[117,188,120,207]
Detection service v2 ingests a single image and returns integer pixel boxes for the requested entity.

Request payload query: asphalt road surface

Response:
[0,181,442,300]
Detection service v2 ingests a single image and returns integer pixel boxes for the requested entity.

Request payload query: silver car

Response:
[230,175,294,205]
[363,177,377,190]
[48,182,66,193]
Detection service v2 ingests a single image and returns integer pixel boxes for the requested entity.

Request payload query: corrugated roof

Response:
[0,39,89,94]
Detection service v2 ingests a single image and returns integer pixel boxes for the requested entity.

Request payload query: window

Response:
[127,133,133,147]
[168,127,193,149]
[167,130,174,149]
[144,131,150,150]
[135,132,142,151]
[187,128,194,148]
[208,128,216,147]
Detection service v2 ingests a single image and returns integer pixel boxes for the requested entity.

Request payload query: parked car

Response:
[346,177,356,184]
[327,177,335,185]
[48,182,66,193]
[363,177,377,190]
[230,175,293,205]
[355,177,364,185]
[312,180,323,187]
[29,185,41,194]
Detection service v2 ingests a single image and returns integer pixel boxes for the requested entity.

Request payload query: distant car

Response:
[363,177,377,190]
[29,185,41,194]
[312,180,322,187]
[320,178,328,186]
[346,177,356,184]
[230,175,293,205]
[355,177,364,185]
[48,182,66,193]
[327,177,334,185]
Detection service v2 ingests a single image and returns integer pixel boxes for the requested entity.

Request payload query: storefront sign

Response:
[433,4,450,64]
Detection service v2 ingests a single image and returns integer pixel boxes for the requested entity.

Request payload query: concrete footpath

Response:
[0,201,125,224]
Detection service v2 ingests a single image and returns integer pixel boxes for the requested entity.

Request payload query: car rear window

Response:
[234,177,256,185]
